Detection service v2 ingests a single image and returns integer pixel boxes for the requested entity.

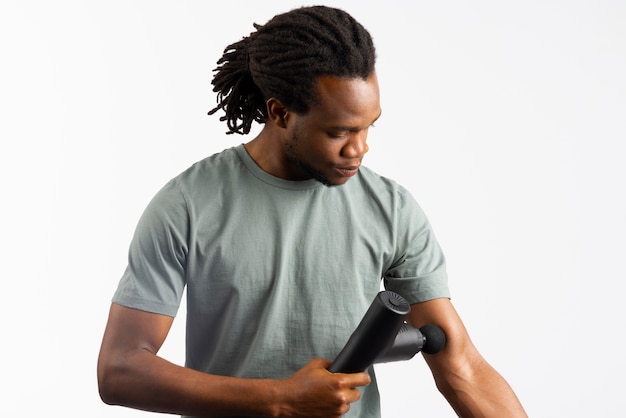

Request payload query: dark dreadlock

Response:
[207,6,377,135]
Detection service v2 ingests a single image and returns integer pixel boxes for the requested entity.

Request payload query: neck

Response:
[243,126,286,178]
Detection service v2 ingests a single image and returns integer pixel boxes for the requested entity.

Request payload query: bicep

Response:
[99,303,174,362]
[408,299,527,416]
[408,298,483,373]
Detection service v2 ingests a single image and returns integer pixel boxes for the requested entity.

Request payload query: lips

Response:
[336,165,360,177]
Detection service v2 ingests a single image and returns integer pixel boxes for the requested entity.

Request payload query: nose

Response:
[342,130,369,159]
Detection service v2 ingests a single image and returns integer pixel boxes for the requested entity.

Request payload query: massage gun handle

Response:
[328,291,409,373]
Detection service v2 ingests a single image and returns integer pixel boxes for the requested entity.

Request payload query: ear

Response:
[266,97,290,129]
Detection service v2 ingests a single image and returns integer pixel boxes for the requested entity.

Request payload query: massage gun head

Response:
[419,323,447,354]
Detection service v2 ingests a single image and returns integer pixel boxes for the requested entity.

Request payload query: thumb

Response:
[306,357,333,370]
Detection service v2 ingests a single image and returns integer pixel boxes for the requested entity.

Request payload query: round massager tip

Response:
[419,324,446,354]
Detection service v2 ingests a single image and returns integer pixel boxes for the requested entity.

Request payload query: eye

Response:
[327,130,349,139]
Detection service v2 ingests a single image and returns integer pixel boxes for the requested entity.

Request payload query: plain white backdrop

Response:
[1,1,625,416]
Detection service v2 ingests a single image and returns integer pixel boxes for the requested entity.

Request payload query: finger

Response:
[307,357,333,369]
[343,386,363,404]
[334,370,371,388]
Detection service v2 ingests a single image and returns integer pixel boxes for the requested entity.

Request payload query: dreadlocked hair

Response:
[208,6,377,135]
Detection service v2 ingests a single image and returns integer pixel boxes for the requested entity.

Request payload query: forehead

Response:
[308,73,381,125]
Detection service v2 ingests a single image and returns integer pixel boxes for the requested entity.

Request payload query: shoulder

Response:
[160,145,246,195]
[177,146,242,182]
[139,146,243,215]
[354,166,417,207]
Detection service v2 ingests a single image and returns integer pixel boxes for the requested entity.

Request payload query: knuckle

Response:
[336,392,349,404]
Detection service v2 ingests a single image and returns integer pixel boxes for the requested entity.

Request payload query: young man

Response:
[97,6,527,417]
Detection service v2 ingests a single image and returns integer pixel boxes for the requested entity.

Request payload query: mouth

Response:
[336,165,360,177]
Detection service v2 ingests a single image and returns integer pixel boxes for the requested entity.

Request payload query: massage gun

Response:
[328,290,446,373]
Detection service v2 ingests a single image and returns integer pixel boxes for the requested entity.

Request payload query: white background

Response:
[1,1,625,416]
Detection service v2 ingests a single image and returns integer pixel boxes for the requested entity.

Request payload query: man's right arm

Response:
[97,303,370,418]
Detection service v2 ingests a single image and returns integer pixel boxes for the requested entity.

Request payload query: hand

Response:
[276,358,371,418]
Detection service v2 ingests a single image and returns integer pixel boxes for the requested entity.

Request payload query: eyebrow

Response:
[330,110,383,131]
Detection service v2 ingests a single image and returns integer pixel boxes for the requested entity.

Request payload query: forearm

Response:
[98,350,370,417]
[98,349,281,417]
[98,304,370,417]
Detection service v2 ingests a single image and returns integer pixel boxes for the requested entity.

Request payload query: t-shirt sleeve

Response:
[112,179,189,317]
[383,187,451,304]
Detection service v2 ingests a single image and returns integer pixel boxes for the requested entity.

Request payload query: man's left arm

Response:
[408,298,528,417]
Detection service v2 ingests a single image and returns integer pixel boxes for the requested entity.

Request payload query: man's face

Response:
[282,73,381,186]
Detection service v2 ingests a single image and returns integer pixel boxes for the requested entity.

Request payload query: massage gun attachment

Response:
[328,291,446,374]
[376,322,447,363]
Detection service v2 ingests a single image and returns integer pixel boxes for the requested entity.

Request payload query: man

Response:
[97,6,527,417]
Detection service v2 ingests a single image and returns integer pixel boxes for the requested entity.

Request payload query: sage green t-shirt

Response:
[113,144,449,417]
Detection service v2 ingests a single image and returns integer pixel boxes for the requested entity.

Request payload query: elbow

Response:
[99,386,117,406]
[97,365,120,405]
[97,354,130,406]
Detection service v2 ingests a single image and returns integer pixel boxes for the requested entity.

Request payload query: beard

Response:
[285,134,333,187]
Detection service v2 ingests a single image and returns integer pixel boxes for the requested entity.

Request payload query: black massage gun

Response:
[328,290,446,373]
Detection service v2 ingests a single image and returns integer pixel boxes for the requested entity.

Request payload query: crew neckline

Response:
[234,144,324,191]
